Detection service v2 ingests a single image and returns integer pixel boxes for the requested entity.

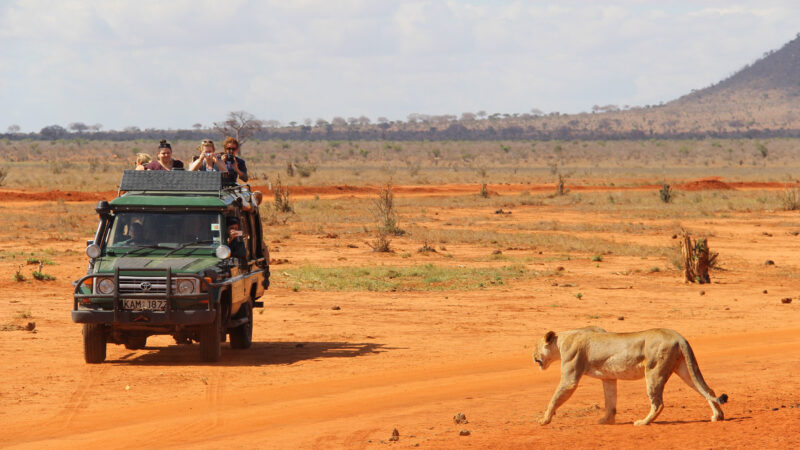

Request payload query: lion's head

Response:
[532,330,558,370]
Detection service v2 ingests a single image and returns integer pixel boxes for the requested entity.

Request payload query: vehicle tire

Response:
[199,308,222,362]
[83,323,107,364]
[124,335,147,350]
[229,302,253,349]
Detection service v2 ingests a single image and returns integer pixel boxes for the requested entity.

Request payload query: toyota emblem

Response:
[140,281,152,292]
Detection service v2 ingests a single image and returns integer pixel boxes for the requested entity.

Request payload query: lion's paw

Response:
[538,417,552,426]
[633,419,650,426]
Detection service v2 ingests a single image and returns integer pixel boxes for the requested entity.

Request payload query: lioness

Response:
[532,327,727,426]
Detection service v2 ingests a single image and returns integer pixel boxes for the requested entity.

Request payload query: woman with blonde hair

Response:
[135,153,152,170]
[188,139,228,173]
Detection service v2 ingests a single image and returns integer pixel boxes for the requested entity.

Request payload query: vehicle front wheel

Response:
[83,323,107,364]
[199,309,221,362]
[229,302,253,349]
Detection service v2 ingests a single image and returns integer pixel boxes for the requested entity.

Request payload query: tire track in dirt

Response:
[59,365,108,428]
[3,328,799,448]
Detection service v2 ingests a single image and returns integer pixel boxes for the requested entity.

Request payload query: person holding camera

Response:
[188,139,228,174]
[221,137,248,183]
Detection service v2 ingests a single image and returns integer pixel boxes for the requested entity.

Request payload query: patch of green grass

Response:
[276,263,528,292]
[32,271,56,281]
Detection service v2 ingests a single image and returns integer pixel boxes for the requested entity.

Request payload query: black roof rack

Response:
[119,170,223,195]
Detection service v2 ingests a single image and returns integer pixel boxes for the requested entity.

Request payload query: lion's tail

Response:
[678,337,728,405]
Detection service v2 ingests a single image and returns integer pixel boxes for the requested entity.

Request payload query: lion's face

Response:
[532,331,557,371]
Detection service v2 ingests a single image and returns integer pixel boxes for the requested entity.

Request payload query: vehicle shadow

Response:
[110,340,393,366]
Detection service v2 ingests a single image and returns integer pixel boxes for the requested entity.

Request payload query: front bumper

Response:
[72,309,216,325]
[73,267,219,326]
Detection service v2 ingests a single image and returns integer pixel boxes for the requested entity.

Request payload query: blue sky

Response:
[1,0,798,132]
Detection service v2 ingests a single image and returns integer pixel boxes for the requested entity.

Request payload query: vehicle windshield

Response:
[107,212,222,250]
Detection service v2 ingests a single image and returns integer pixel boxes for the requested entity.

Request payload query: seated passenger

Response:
[119,222,147,245]
[135,153,152,170]
[221,137,248,184]
[188,139,228,173]
[144,140,185,171]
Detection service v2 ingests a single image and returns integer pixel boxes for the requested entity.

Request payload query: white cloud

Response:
[1,0,799,131]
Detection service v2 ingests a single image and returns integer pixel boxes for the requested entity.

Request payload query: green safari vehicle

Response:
[72,170,270,363]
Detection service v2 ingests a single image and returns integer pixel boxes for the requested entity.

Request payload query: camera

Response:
[224,154,234,163]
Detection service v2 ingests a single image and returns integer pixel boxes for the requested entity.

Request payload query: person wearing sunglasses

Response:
[221,137,248,183]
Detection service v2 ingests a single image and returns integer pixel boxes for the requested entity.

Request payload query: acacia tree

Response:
[213,111,263,145]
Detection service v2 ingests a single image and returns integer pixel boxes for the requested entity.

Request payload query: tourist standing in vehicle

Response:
[135,153,151,170]
[188,139,228,173]
[144,140,185,171]
[222,137,249,183]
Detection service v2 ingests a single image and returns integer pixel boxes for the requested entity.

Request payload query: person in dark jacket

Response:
[221,136,248,183]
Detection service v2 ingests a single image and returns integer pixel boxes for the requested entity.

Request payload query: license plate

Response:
[123,299,167,311]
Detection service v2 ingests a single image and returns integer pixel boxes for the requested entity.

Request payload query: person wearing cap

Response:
[144,140,185,171]
[221,137,248,183]
[188,139,228,174]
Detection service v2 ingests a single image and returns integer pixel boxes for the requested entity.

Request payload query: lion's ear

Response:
[545,331,556,344]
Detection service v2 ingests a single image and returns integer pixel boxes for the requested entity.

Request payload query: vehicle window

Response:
[108,212,222,247]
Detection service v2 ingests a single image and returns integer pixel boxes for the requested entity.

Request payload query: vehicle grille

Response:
[118,277,169,294]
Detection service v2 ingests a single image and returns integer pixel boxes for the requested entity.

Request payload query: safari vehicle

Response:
[72,170,269,363]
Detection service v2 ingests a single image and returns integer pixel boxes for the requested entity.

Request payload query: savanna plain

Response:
[1,138,800,448]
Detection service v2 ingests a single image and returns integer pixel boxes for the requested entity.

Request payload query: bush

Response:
[32,271,56,281]
[659,183,673,203]
[780,187,800,210]
[273,176,292,213]
[0,166,8,186]
[556,173,569,196]
[295,163,316,178]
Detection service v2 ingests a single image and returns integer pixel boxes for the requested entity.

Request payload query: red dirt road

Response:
[2,185,800,448]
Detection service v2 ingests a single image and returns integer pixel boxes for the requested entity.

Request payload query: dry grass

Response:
[5,138,800,190]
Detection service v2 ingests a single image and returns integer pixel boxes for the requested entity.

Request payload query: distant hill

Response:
[6,35,800,142]
[685,34,800,94]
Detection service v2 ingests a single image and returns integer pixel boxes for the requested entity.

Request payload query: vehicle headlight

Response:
[176,279,195,295]
[96,277,115,295]
[216,245,231,259]
[86,244,101,258]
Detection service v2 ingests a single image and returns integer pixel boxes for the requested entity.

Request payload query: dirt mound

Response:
[677,178,734,191]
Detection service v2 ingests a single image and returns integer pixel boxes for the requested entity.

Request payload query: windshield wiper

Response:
[124,244,175,256]
[164,239,215,256]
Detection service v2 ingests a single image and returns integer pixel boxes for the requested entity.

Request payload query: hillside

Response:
[5,35,800,142]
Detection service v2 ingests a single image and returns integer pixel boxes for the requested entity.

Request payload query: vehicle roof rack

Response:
[119,170,223,196]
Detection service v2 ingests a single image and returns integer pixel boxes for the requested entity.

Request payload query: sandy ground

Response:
[1,183,799,449]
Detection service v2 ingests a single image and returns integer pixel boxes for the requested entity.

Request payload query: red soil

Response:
[1,178,794,203]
